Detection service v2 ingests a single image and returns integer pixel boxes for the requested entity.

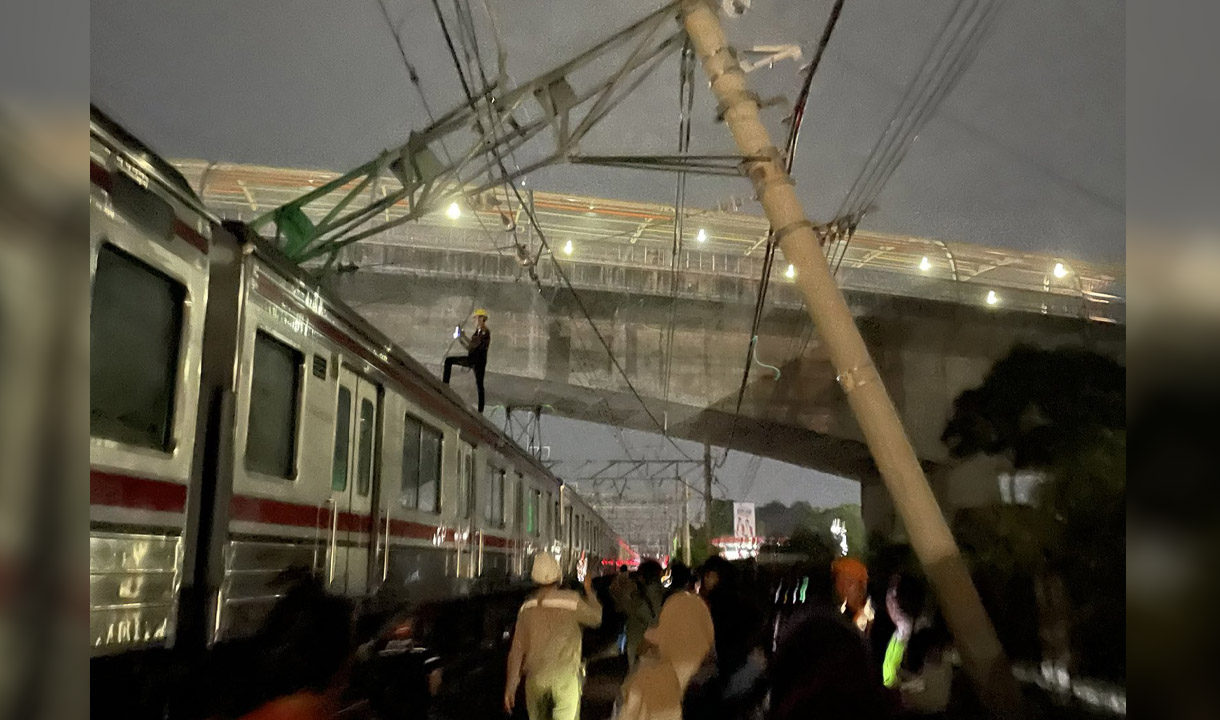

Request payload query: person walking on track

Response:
[505,553,602,720]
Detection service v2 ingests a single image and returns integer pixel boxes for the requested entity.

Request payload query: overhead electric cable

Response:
[377,0,514,362]
[432,0,694,462]
[827,0,1005,277]
[717,0,846,468]
[662,38,696,420]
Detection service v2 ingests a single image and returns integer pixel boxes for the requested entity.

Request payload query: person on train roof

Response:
[443,308,492,412]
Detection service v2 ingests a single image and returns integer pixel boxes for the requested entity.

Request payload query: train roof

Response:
[89,105,610,522]
[90,105,210,216]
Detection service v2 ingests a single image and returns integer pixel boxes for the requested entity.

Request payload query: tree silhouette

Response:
[941,344,1124,468]
[942,344,1126,681]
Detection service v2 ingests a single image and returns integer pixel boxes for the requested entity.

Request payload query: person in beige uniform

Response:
[505,553,602,720]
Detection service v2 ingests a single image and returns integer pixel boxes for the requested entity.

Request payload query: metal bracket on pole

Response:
[835,362,879,394]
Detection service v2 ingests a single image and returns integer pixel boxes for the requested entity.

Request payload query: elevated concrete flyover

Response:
[176,160,1126,524]
[330,265,1123,486]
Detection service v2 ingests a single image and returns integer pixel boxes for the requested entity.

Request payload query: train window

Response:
[331,387,351,491]
[90,243,185,452]
[514,474,525,531]
[402,414,442,513]
[546,493,556,539]
[246,331,302,478]
[495,471,506,527]
[486,468,505,527]
[483,465,494,523]
[418,425,442,513]
[356,398,375,497]
[526,489,540,537]
[566,507,573,548]
[401,416,421,506]
[312,355,328,379]
[458,444,475,519]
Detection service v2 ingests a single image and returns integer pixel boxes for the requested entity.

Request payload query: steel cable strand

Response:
[716,0,846,468]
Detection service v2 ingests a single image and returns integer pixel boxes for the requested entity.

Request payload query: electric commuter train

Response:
[89,107,632,701]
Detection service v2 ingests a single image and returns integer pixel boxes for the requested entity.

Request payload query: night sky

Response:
[92,0,1123,262]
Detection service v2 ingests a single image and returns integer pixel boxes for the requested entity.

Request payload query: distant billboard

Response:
[733,502,756,538]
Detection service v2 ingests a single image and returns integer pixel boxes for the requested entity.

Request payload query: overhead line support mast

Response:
[677,1,1021,716]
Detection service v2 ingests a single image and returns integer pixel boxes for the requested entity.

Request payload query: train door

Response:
[330,366,378,596]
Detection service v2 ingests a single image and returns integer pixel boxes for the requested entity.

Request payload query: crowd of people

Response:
[204,552,956,720]
[506,552,957,720]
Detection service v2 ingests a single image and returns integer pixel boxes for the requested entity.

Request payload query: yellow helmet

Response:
[473,308,489,318]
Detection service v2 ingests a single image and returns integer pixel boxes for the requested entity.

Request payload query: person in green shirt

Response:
[882,582,915,688]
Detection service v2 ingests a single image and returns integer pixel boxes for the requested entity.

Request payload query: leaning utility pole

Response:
[678,2,1020,716]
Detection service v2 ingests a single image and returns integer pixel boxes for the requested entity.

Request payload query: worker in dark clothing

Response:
[624,560,665,670]
[442,308,491,412]
[686,556,768,720]
[698,557,759,678]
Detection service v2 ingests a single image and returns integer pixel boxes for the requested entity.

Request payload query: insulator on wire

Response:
[515,243,534,268]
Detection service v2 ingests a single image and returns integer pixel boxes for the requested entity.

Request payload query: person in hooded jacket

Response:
[617,581,716,720]
[624,560,665,670]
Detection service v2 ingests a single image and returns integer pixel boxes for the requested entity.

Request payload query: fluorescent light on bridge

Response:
[696,228,708,243]
[919,256,931,272]
[563,239,574,256]
[986,290,1000,306]
[446,202,461,219]
[784,263,796,279]
[1053,262,1068,279]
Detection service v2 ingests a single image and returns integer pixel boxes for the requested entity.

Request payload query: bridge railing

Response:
[342,224,1123,323]
[175,160,1123,324]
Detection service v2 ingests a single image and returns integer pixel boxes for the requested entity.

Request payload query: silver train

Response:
[89,107,630,661]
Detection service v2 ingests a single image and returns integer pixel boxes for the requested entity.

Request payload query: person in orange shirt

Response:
[832,556,875,635]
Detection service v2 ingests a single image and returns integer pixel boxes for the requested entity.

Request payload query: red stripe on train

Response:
[89,471,515,547]
[228,495,374,534]
[91,161,209,253]
[484,534,512,548]
[227,496,514,547]
[172,217,209,253]
[90,470,187,514]
[90,161,112,191]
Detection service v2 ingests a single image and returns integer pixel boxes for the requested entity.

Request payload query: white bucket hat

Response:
[530,552,561,585]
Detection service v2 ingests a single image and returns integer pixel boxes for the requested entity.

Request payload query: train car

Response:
[89,107,628,707]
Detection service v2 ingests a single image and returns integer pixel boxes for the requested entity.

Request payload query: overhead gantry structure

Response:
[244,2,1023,713]
[251,2,691,264]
